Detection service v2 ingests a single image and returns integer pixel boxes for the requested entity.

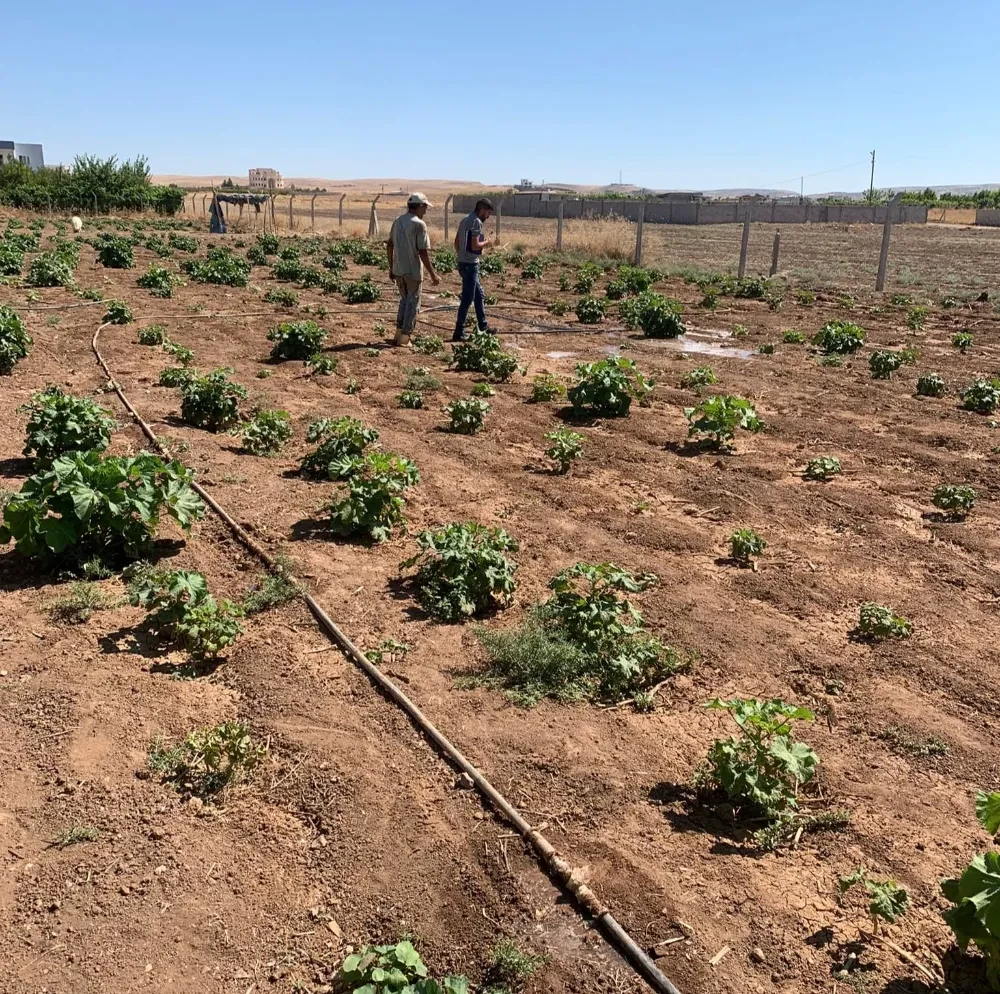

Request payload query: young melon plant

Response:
[27,251,75,287]
[239,409,292,456]
[300,416,379,480]
[730,528,766,565]
[838,868,910,932]
[622,291,685,338]
[398,389,424,408]
[804,456,841,481]
[400,522,518,621]
[95,234,134,269]
[412,333,444,356]
[470,382,494,398]
[858,602,912,640]
[148,720,266,794]
[906,304,929,331]
[324,450,419,542]
[530,372,566,403]
[0,305,32,374]
[698,698,818,819]
[932,484,976,519]
[942,790,1000,990]
[548,300,571,317]
[962,378,1000,414]
[136,264,181,298]
[783,330,806,344]
[953,332,974,352]
[444,397,489,434]
[159,366,194,387]
[685,395,762,449]
[869,350,904,380]
[544,426,584,474]
[182,247,250,287]
[451,330,523,382]
[473,563,688,707]
[137,323,167,345]
[162,340,195,366]
[304,353,338,375]
[263,287,298,308]
[813,320,865,354]
[168,233,198,253]
[267,319,326,360]
[128,565,244,661]
[575,295,607,325]
[0,451,204,564]
[20,387,116,467]
[103,299,133,325]
[343,274,381,303]
[179,368,248,432]
[680,365,718,390]
[916,372,945,397]
[405,367,441,393]
[337,941,467,994]
[568,357,653,417]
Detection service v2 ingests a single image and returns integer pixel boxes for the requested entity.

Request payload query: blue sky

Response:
[5,0,999,193]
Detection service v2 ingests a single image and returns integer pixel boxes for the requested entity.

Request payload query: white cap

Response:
[407,192,432,207]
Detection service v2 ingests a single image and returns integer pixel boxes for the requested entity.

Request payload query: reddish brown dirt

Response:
[2,218,1000,994]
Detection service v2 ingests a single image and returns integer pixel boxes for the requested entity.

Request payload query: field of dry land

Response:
[1,209,1000,994]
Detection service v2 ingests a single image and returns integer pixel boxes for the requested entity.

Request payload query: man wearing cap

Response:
[387,192,440,346]
[453,198,494,342]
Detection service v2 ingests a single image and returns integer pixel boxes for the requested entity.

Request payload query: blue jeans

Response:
[455,262,486,334]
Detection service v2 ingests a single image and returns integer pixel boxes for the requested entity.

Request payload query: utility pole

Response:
[869,149,876,203]
[800,176,804,203]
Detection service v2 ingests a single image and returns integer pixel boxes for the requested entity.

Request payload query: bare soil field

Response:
[2,213,1000,994]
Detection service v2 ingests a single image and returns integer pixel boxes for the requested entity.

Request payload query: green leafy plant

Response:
[271,257,304,281]
[263,287,298,308]
[412,333,444,355]
[730,527,766,565]
[483,940,546,994]
[680,365,718,389]
[805,456,841,481]
[699,289,719,311]
[444,397,489,434]
[698,698,818,818]
[344,274,381,303]
[337,941,467,994]
[46,581,119,623]
[906,304,929,331]
[182,247,250,287]
[49,825,100,848]
[568,357,653,417]
[782,330,806,343]
[548,299,570,317]
[267,319,326,360]
[95,234,134,269]
[324,450,419,542]
[521,257,544,280]
[953,332,974,352]
[27,251,75,287]
[433,247,457,274]
[0,240,24,276]
[401,522,518,621]
[530,372,566,403]
[941,791,1000,990]
[625,291,685,338]
[758,342,775,355]
[450,330,523,382]
[0,305,32,374]
[345,377,360,394]
[305,353,338,375]
[470,382,494,398]
[838,868,910,931]
[137,323,167,345]
[179,368,248,431]
[148,721,265,793]
[300,416,379,479]
[398,389,424,409]
[168,233,198,253]
[0,451,204,563]
[240,409,292,456]
[20,386,116,467]
[544,426,584,473]
[869,350,904,379]
[932,484,976,519]
[963,378,1000,414]
[158,366,194,387]
[916,372,945,397]
[858,602,912,640]
[795,289,816,307]
[162,339,195,366]
[575,295,607,324]
[103,299,132,325]
[128,565,244,660]
[813,320,865,354]
[685,395,762,448]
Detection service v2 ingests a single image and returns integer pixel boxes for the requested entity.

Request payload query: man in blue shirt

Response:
[453,198,494,341]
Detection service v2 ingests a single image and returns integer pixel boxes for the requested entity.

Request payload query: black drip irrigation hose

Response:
[88,320,685,994]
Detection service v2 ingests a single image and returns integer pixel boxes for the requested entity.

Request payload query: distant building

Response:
[248,168,283,190]
[515,178,535,190]
[0,141,44,169]
[654,191,704,202]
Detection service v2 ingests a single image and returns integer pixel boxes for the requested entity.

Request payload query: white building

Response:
[248,168,283,190]
[0,141,44,169]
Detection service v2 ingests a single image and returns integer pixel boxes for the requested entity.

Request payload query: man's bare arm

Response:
[418,248,440,285]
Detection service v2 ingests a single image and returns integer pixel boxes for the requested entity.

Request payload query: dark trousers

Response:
[455,262,486,333]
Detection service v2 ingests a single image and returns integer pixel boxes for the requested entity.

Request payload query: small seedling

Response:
[858,602,912,640]
[137,324,167,345]
[398,389,424,408]
[730,528,766,565]
[470,382,495,398]
[412,333,444,355]
[795,289,816,307]
[680,365,718,389]
[345,378,360,394]
[758,342,775,355]
[364,347,380,357]
[804,456,841,481]
[404,367,441,393]
[530,372,566,403]
[544,427,584,474]
[685,395,762,449]
[305,353,338,375]
[906,304,929,331]
[782,330,806,344]
[932,484,976,519]
[444,397,489,434]
[838,868,910,931]
[953,332,974,352]
[916,372,945,397]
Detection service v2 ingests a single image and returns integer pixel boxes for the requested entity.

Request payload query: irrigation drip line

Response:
[88,320,684,994]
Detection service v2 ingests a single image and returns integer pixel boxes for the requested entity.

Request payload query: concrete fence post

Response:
[495,204,501,239]
[310,194,317,230]
[556,200,565,251]
[738,209,752,279]
[93,193,98,215]
[338,193,347,227]
[770,230,781,276]
[201,194,208,216]
[367,194,381,239]
[634,202,646,266]
[444,194,454,243]
[288,194,294,230]
[876,193,903,291]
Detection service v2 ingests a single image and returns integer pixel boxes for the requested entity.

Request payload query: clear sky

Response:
[5,0,999,194]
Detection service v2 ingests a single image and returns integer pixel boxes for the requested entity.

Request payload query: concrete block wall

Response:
[976,209,1000,226]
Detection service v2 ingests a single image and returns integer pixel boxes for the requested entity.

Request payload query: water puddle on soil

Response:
[545,351,577,359]
[650,328,756,360]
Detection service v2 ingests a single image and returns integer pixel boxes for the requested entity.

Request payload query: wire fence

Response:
[179,191,1000,297]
